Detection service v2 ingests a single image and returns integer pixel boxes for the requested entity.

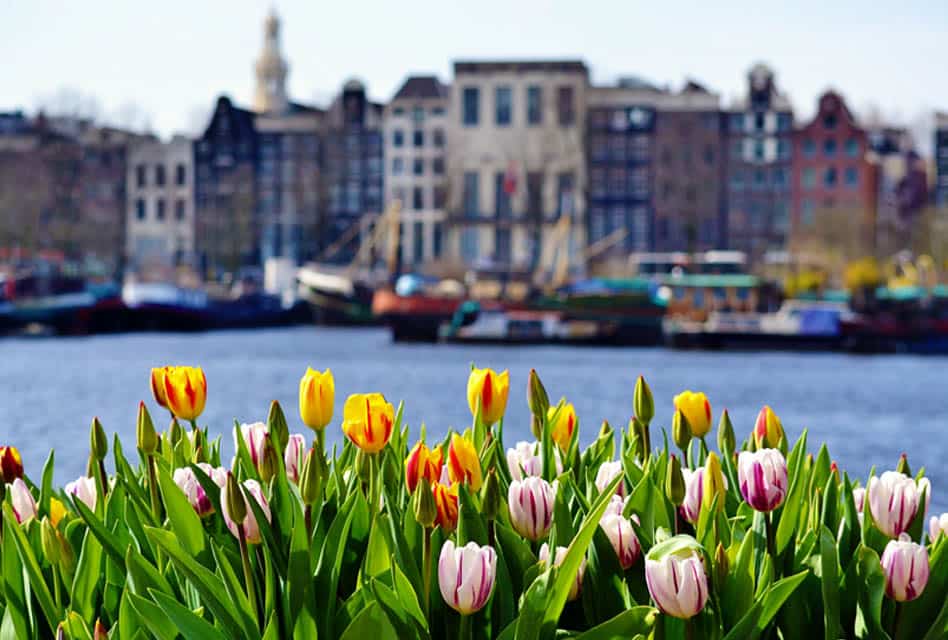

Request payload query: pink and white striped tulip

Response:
[595,461,625,497]
[284,433,306,484]
[508,477,555,541]
[737,449,788,512]
[929,513,948,542]
[881,534,929,602]
[645,535,709,619]
[173,464,227,517]
[599,510,641,570]
[65,476,97,511]
[506,441,562,481]
[853,487,866,513]
[221,478,271,544]
[9,478,37,524]
[539,543,585,601]
[234,422,269,466]
[869,471,924,538]
[680,465,728,524]
[438,540,497,615]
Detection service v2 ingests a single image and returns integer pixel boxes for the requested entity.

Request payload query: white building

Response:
[125,136,194,271]
[446,60,589,271]
[383,76,449,266]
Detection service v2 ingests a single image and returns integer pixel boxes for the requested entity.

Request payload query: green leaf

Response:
[338,601,399,640]
[70,492,129,568]
[314,489,359,640]
[2,507,32,640]
[150,588,230,640]
[210,541,258,637]
[70,527,103,627]
[819,525,840,640]
[722,532,756,629]
[574,606,658,639]
[156,463,206,559]
[59,612,93,640]
[125,590,179,640]
[757,570,808,632]
[3,504,59,632]
[854,545,889,640]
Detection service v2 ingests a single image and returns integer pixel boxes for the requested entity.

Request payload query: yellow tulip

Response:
[341,393,394,454]
[49,497,66,528]
[753,406,784,449]
[163,366,207,422]
[702,452,726,514]
[150,367,171,409]
[467,367,510,426]
[299,368,335,431]
[673,390,712,438]
[447,433,483,491]
[547,402,577,452]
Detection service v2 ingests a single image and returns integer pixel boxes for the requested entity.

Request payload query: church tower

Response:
[253,10,289,114]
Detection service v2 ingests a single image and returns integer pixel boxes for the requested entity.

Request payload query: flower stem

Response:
[238,524,258,626]
[892,601,903,639]
[459,613,472,640]
[422,526,432,618]
[145,454,165,571]
[765,511,776,559]
[97,459,109,500]
[685,617,694,640]
[315,429,325,457]
[52,562,62,612]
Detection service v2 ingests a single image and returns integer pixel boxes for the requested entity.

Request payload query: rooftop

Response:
[454,59,588,75]
[392,76,448,101]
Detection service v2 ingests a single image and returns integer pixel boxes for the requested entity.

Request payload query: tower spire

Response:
[253,9,289,113]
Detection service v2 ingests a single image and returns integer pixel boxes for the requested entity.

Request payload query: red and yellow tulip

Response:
[0,445,23,484]
[341,393,394,454]
[405,441,443,495]
[163,366,207,422]
[467,367,510,426]
[753,405,785,449]
[548,402,577,452]
[447,433,482,491]
[299,367,334,431]
[432,481,459,531]
[673,390,712,438]
[150,367,171,409]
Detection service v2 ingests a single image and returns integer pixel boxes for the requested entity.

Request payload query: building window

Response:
[777,113,792,131]
[774,167,788,188]
[433,222,443,256]
[629,167,649,198]
[433,128,445,147]
[494,172,512,218]
[413,130,424,147]
[174,164,186,186]
[823,114,837,130]
[393,130,404,147]
[432,156,445,175]
[557,86,575,126]
[730,168,744,188]
[135,198,145,220]
[156,165,166,187]
[777,139,790,159]
[413,221,424,263]
[557,172,575,217]
[495,86,512,126]
[591,135,608,161]
[803,139,816,157]
[630,135,649,161]
[824,167,838,186]
[824,138,837,157]
[802,199,815,226]
[703,145,715,166]
[845,138,859,157]
[412,106,425,124]
[730,113,744,132]
[461,227,479,261]
[433,186,446,209]
[393,107,405,116]
[754,168,766,187]
[136,165,146,188]
[754,140,765,161]
[844,166,858,187]
[412,187,424,210]
[589,207,606,242]
[590,168,607,198]
[462,87,479,125]
[431,106,445,117]
[392,157,404,175]
[156,198,166,220]
[175,199,186,220]
[526,172,543,218]
[608,168,626,197]
[463,171,479,216]
[413,158,424,176]
[802,168,815,189]
[754,112,765,132]
[527,86,542,125]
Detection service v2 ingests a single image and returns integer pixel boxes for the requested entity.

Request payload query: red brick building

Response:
[791,91,873,240]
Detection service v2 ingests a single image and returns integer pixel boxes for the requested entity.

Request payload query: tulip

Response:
[645,535,709,619]
[438,540,497,615]
[481,469,502,521]
[869,471,924,538]
[600,510,641,569]
[341,393,394,454]
[753,406,785,450]
[527,369,550,418]
[673,390,712,438]
[737,449,788,512]
[49,497,66,528]
[852,487,866,513]
[508,477,555,541]
[448,433,482,491]
[881,534,929,602]
[595,460,626,497]
[432,476,459,532]
[547,402,576,452]
[162,366,207,422]
[539,543,585,601]
[221,478,271,544]
[666,454,685,506]
[506,440,562,481]
[284,433,306,484]
[467,367,510,425]
[65,476,97,511]
[150,366,170,410]
[9,478,37,524]
[633,375,655,425]
[702,453,727,514]
[299,367,334,431]
[412,477,437,528]
[235,422,269,467]
[929,513,948,542]
[0,446,23,484]
[174,464,226,517]
[672,409,692,451]
[405,441,443,495]
[681,465,729,524]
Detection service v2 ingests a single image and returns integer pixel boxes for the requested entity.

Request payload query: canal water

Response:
[2,326,946,513]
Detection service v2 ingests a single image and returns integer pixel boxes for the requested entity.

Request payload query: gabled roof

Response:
[392,76,448,101]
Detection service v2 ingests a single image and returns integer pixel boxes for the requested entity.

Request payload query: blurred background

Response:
[1,2,946,508]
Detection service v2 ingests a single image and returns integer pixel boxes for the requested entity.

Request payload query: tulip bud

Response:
[672,409,692,451]
[224,472,247,524]
[299,447,325,506]
[0,446,24,484]
[881,534,930,601]
[41,517,61,565]
[482,469,502,521]
[633,375,654,425]
[506,441,560,481]
[530,415,543,441]
[896,453,911,477]
[527,368,550,418]
[714,542,729,593]
[136,402,158,455]
[90,417,108,462]
[753,406,784,450]
[258,434,280,484]
[929,513,948,543]
[447,434,483,492]
[222,477,271,545]
[65,476,98,511]
[9,478,37,524]
[412,477,437,528]
[508,477,555,541]
[595,460,626,497]
[169,418,183,446]
[599,420,612,439]
[717,410,735,454]
[467,367,510,426]
[267,400,289,452]
[94,620,108,640]
[439,540,497,614]
[599,511,641,569]
[666,455,685,506]
[57,624,66,640]
[702,453,726,514]
[737,449,788,512]
[645,535,709,619]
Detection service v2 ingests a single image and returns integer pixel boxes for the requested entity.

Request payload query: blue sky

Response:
[3,1,946,144]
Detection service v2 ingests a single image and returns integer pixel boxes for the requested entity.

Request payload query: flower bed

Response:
[0,365,945,639]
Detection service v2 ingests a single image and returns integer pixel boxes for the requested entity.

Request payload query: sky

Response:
[2,1,946,148]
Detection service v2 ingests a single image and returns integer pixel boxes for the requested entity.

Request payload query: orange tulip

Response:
[548,402,577,452]
[433,481,459,531]
[467,367,510,425]
[0,446,23,484]
[405,441,443,495]
[341,393,394,454]
[447,433,482,492]
[163,366,207,422]
[150,367,171,409]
